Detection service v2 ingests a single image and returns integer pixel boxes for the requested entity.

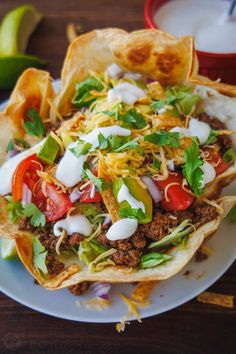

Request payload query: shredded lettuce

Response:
[32,237,48,274]
[5,196,24,224]
[148,219,194,250]
[222,148,236,164]
[140,252,172,268]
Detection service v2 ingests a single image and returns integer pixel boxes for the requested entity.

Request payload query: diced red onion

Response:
[103,215,111,228]
[146,78,154,84]
[21,183,32,206]
[90,184,96,199]
[7,148,18,159]
[69,188,82,203]
[141,176,162,203]
[167,159,175,171]
[91,282,111,300]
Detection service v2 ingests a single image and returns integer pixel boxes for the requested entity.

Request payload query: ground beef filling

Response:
[69,282,90,296]
[197,112,232,153]
[97,204,218,268]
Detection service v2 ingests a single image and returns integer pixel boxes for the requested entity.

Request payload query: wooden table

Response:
[0,1,235,353]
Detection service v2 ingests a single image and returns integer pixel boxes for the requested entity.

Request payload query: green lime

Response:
[0,238,18,260]
[0,54,47,90]
[0,4,43,56]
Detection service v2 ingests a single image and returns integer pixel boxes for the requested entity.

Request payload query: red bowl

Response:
[144,0,236,85]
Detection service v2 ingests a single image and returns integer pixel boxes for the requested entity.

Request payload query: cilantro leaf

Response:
[150,159,161,172]
[24,108,45,137]
[72,76,103,108]
[144,131,181,147]
[119,108,147,129]
[114,138,143,153]
[222,148,236,164]
[32,237,48,274]
[98,133,108,149]
[182,138,204,196]
[23,203,46,227]
[151,86,200,116]
[227,204,236,223]
[69,140,92,157]
[119,206,145,221]
[5,196,24,224]
[205,129,218,145]
[83,168,108,192]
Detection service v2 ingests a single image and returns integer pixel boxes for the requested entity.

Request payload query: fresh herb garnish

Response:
[69,140,92,157]
[23,203,46,227]
[140,252,172,269]
[151,86,200,116]
[227,204,236,224]
[72,76,103,108]
[103,107,147,129]
[5,196,24,223]
[144,130,181,148]
[150,159,161,172]
[24,108,45,137]
[82,167,108,192]
[114,137,143,153]
[119,206,145,220]
[98,133,108,150]
[32,237,48,274]
[182,138,204,196]
[205,129,218,145]
[222,148,236,164]
[6,138,30,152]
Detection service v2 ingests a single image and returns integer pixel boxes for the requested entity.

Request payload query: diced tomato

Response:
[12,154,42,201]
[80,183,102,203]
[33,182,72,222]
[154,171,194,211]
[202,147,229,175]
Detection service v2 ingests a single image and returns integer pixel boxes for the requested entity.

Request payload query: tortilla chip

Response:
[197,291,234,308]
[51,29,197,118]
[190,75,236,97]
[0,68,55,164]
[131,281,158,303]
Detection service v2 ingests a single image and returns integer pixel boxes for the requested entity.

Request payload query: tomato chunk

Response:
[33,182,72,222]
[203,147,229,175]
[154,171,194,211]
[80,183,102,203]
[12,154,42,201]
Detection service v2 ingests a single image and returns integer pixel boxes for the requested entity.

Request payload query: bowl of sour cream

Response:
[145,0,236,84]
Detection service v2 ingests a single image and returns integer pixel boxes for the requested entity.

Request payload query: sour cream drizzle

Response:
[170,118,211,145]
[53,214,92,237]
[56,126,131,188]
[106,218,138,241]
[117,183,145,213]
[0,140,45,196]
[107,82,145,105]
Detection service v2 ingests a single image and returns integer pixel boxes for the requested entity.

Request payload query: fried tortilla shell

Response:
[0,68,54,164]
[0,196,233,289]
[51,28,197,118]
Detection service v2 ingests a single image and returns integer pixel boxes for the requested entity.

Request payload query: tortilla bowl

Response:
[0,29,236,290]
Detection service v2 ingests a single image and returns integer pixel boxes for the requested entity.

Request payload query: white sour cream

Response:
[106,218,138,241]
[107,82,145,105]
[0,140,44,196]
[170,118,211,145]
[189,118,211,145]
[56,126,131,188]
[201,161,216,187]
[154,0,236,53]
[53,214,92,237]
[107,63,123,78]
[117,183,145,213]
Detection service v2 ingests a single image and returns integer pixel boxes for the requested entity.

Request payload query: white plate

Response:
[0,79,235,323]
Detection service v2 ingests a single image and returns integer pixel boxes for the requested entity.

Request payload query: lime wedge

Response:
[0,4,43,56]
[0,238,18,260]
[0,54,47,90]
